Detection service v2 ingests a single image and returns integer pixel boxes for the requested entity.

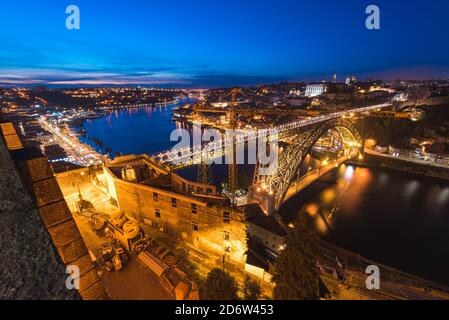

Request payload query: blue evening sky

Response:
[0,0,448,87]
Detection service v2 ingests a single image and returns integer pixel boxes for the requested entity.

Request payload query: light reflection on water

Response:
[81,104,182,157]
[438,188,449,206]
[280,165,449,286]
[344,165,354,180]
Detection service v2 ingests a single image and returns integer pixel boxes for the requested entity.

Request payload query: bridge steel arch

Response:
[263,117,362,212]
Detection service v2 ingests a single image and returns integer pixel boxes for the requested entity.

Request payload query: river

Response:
[280,164,449,286]
[81,102,449,286]
[80,102,188,157]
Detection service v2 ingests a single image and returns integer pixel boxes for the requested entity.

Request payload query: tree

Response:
[242,275,262,300]
[271,214,320,300]
[204,268,239,300]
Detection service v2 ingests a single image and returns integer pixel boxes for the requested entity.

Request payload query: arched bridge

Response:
[154,102,391,167]
[249,117,363,214]
[150,102,392,213]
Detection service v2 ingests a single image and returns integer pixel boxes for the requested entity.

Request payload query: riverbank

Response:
[348,152,449,180]
[38,117,107,167]
[318,240,449,300]
[99,99,181,111]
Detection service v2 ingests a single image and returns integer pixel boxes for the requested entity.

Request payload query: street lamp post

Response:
[222,246,231,271]
[319,159,328,176]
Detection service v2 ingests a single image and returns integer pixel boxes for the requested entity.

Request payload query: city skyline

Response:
[1,0,449,87]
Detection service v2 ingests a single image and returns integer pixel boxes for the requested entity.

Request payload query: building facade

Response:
[101,155,248,267]
[305,84,328,97]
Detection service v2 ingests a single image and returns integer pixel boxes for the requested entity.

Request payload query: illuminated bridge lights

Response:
[154,102,392,167]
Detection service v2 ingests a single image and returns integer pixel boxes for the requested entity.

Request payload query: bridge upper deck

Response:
[154,102,392,168]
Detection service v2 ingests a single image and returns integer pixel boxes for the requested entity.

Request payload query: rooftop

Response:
[243,203,288,237]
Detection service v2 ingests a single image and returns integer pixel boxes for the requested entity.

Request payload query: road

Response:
[365,148,449,168]
[101,259,173,300]
[56,170,174,300]
[284,151,358,202]
[39,118,105,166]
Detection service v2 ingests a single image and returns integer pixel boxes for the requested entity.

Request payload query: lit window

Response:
[223,211,231,224]
[223,231,230,241]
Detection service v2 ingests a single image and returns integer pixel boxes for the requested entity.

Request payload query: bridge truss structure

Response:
[153,102,392,169]
[253,117,363,211]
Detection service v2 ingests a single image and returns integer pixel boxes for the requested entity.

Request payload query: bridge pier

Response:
[247,185,276,215]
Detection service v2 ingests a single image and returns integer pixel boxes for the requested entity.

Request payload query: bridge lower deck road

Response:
[284,150,359,202]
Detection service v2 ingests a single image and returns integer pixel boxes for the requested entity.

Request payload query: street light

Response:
[319,159,328,176]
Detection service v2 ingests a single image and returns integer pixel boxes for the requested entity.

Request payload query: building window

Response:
[223,231,230,241]
[153,192,158,202]
[191,203,197,214]
[171,198,177,208]
[192,222,199,232]
[155,209,161,218]
[223,211,231,224]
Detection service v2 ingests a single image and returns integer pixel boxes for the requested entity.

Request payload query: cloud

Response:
[1,65,448,88]
[0,68,193,86]
[0,66,288,88]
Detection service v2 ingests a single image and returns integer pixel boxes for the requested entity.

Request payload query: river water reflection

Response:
[81,103,186,157]
[280,164,449,286]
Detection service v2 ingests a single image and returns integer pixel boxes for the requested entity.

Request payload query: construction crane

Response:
[197,161,213,186]
[194,87,245,205]
[227,87,243,206]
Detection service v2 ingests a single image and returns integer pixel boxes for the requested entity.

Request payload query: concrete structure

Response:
[250,117,363,214]
[305,83,328,97]
[289,89,302,96]
[345,75,357,85]
[0,122,107,300]
[244,204,287,256]
[101,154,247,266]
